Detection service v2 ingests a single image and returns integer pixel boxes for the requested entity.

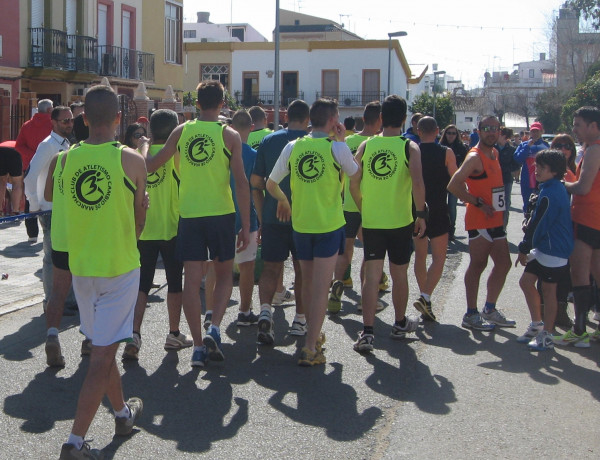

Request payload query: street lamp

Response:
[387,31,407,97]
[432,70,446,120]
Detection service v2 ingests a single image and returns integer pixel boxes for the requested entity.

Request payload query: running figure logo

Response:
[147,167,166,188]
[185,134,215,166]
[296,151,325,183]
[71,165,112,209]
[368,150,397,180]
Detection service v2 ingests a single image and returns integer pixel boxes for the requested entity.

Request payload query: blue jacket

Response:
[514,139,549,187]
[518,178,573,259]
[402,127,420,144]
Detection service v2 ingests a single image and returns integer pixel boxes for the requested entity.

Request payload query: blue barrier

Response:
[0,210,51,225]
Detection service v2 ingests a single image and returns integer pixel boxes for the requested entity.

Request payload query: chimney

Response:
[540,52,546,61]
[197,12,210,23]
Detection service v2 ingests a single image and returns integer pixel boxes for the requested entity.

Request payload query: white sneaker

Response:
[272,289,295,306]
[289,320,307,336]
[517,322,544,343]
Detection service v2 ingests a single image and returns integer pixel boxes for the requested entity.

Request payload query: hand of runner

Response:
[515,252,527,267]
[236,228,250,253]
[276,199,291,222]
[331,122,346,142]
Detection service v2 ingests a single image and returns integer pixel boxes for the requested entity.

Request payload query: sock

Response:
[47,327,59,337]
[239,310,251,316]
[395,317,407,328]
[573,285,592,335]
[114,404,131,419]
[169,330,180,336]
[421,293,431,303]
[363,325,374,335]
[466,308,478,315]
[484,302,496,313]
[531,320,544,327]
[67,434,84,450]
[294,313,306,323]
[261,303,272,313]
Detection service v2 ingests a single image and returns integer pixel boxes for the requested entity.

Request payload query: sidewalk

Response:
[0,220,45,316]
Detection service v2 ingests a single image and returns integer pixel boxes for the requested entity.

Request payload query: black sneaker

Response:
[236,310,259,326]
[59,441,103,459]
[257,309,274,344]
[413,295,436,322]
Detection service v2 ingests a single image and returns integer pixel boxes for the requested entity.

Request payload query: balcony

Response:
[235,91,305,107]
[315,91,386,106]
[97,45,154,82]
[29,28,98,73]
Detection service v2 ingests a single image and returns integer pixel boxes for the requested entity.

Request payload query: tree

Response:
[534,88,570,133]
[566,1,600,29]
[408,93,455,130]
[507,90,537,129]
[561,70,600,127]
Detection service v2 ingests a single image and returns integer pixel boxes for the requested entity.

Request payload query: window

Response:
[230,27,245,42]
[322,70,339,99]
[165,2,182,64]
[184,30,196,39]
[362,69,380,104]
[465,117,473,122]
[529,69,535,78]
[202,64,229,88]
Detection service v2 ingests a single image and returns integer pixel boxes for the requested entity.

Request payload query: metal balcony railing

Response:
[315,91,386,106]
[235,91,305,107]
[29,28,98,73]
[97,45,155,82]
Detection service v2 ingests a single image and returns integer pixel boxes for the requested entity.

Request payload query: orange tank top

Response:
[464,147,505,230]
[572,140,600,230]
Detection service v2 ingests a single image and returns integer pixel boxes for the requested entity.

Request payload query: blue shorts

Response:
[293,227,345,260]
[261,223,297,262]
[178,213,235,262]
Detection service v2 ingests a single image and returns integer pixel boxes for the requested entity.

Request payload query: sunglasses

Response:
[553,143,572,150]
[480,126,499,133]
[133,132,145,139]
[58,118,74,124]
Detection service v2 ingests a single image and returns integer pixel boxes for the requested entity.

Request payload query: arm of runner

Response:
[445,147,458,177]
[140,124,181,173]
[226,127,250,252]
[266,142,293,222]
[250,173,265,226]
[447,151,494,217]
[408,141,427,236]
[349,141,366,212]
[565,145,600,195]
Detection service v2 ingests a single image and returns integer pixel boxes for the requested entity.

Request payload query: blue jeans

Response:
[447,192,458,236]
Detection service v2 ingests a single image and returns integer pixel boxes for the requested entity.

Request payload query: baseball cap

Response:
[136,116,149,124]
[530,122,543,131]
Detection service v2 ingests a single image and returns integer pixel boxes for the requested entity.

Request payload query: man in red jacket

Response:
[15,98,53,242]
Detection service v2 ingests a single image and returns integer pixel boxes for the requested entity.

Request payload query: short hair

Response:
[267,122,275,130]
[410,112,423,125]
[84,85,119,126]
[150,109,178,142]
[574,106,600,127]
[248,106,267,123]
[344,117,356,130]
[50,106,70,120]
[38,99,53,113]
[123,123,146,148]
[478,115,499,130]
[363,101,381,125]
[232,109,252,130]
[70,101,84,112]
[196,80,224,110]
[309,98,338,129]
[535,149,567,179]
[500,127,513,138]
[417,116,438,135]
[72,113,89,142]
[287,99,310,123]
[381,95,407,128]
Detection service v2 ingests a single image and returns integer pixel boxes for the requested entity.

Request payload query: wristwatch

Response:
[475,197,484,208]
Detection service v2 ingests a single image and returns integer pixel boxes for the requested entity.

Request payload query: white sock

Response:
[294,314,306,323]
[67,434,84,450]
[47,327,59,337]
[421,293,431,302]
[114,404,131,419]
[261,303,272,313]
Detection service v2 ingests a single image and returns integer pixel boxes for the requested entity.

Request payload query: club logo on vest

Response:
[185,134,215,166]
[70,165,112,210]
[147,166,166,188]
[368,150,397,180]
[295,151,325,183]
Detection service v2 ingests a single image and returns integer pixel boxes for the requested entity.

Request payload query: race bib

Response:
[492,186,506,211]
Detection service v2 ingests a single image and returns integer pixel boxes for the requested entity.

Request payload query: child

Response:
[515,149,574,350]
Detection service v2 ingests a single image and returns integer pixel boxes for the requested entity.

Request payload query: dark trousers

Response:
[24,200,39,238]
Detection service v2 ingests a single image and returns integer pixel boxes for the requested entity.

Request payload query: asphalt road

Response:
[0,190,599,459]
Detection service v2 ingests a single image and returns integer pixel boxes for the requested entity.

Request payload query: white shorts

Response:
[234,231,258,264]
[73,268,139,346]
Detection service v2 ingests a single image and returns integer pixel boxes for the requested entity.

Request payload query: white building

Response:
[183,11,268,43]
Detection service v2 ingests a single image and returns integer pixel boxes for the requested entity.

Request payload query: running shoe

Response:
[552,330,590,348]
[272,289,295,306]
[379,272,390,291]
[203,327,225,361]
[343,264,352,287]
[527,330,554,351]
[203,311,212,331]
[589,328,600,342]
[114,397,143,436]
[390,316,419,339]
[298,347,326,366]
[481,309,516,327]
[517,322,544,343]
[257,309,274,345]
[289,320,307,336]
[327,280,344,314]
[316,332,326,352]
[191,346,209,367]
[462,312,495,331]
[236,310,259,327]
[122,333,141,360]
[593,311,600,322]
[59,441,103,460]
[413,296,436,322]
[45,335,65,368]
[342,276,353,288]
[164,332,193,350]
[356,298,384,313]
[353,332,374,353]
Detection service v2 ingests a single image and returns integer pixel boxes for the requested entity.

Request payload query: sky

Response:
[183,0,568,89]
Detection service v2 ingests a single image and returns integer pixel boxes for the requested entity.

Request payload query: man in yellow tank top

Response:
[57,85,147,459]
[139,80,250,368]
[349,95,427,353]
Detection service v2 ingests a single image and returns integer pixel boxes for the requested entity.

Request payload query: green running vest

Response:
[62,142,139,277]
[51,150,68,252]
[247,128,272,150]
[360,136,413,229]
[140,144,179,240]
[343,134,370,213]
[177,121,234,218]
[288,137,345,233]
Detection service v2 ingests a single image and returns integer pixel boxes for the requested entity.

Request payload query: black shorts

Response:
[177,213,236,262]
[467,226,507,242]
[524,258,570,284]
[138,237,183,294]
[261,223,297,262]
[344,211,361,239]
[51,250,69,271]
[573,222,600,250]
[362,224,414,265]
[0,147,23,176]
[424,213,450,239]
